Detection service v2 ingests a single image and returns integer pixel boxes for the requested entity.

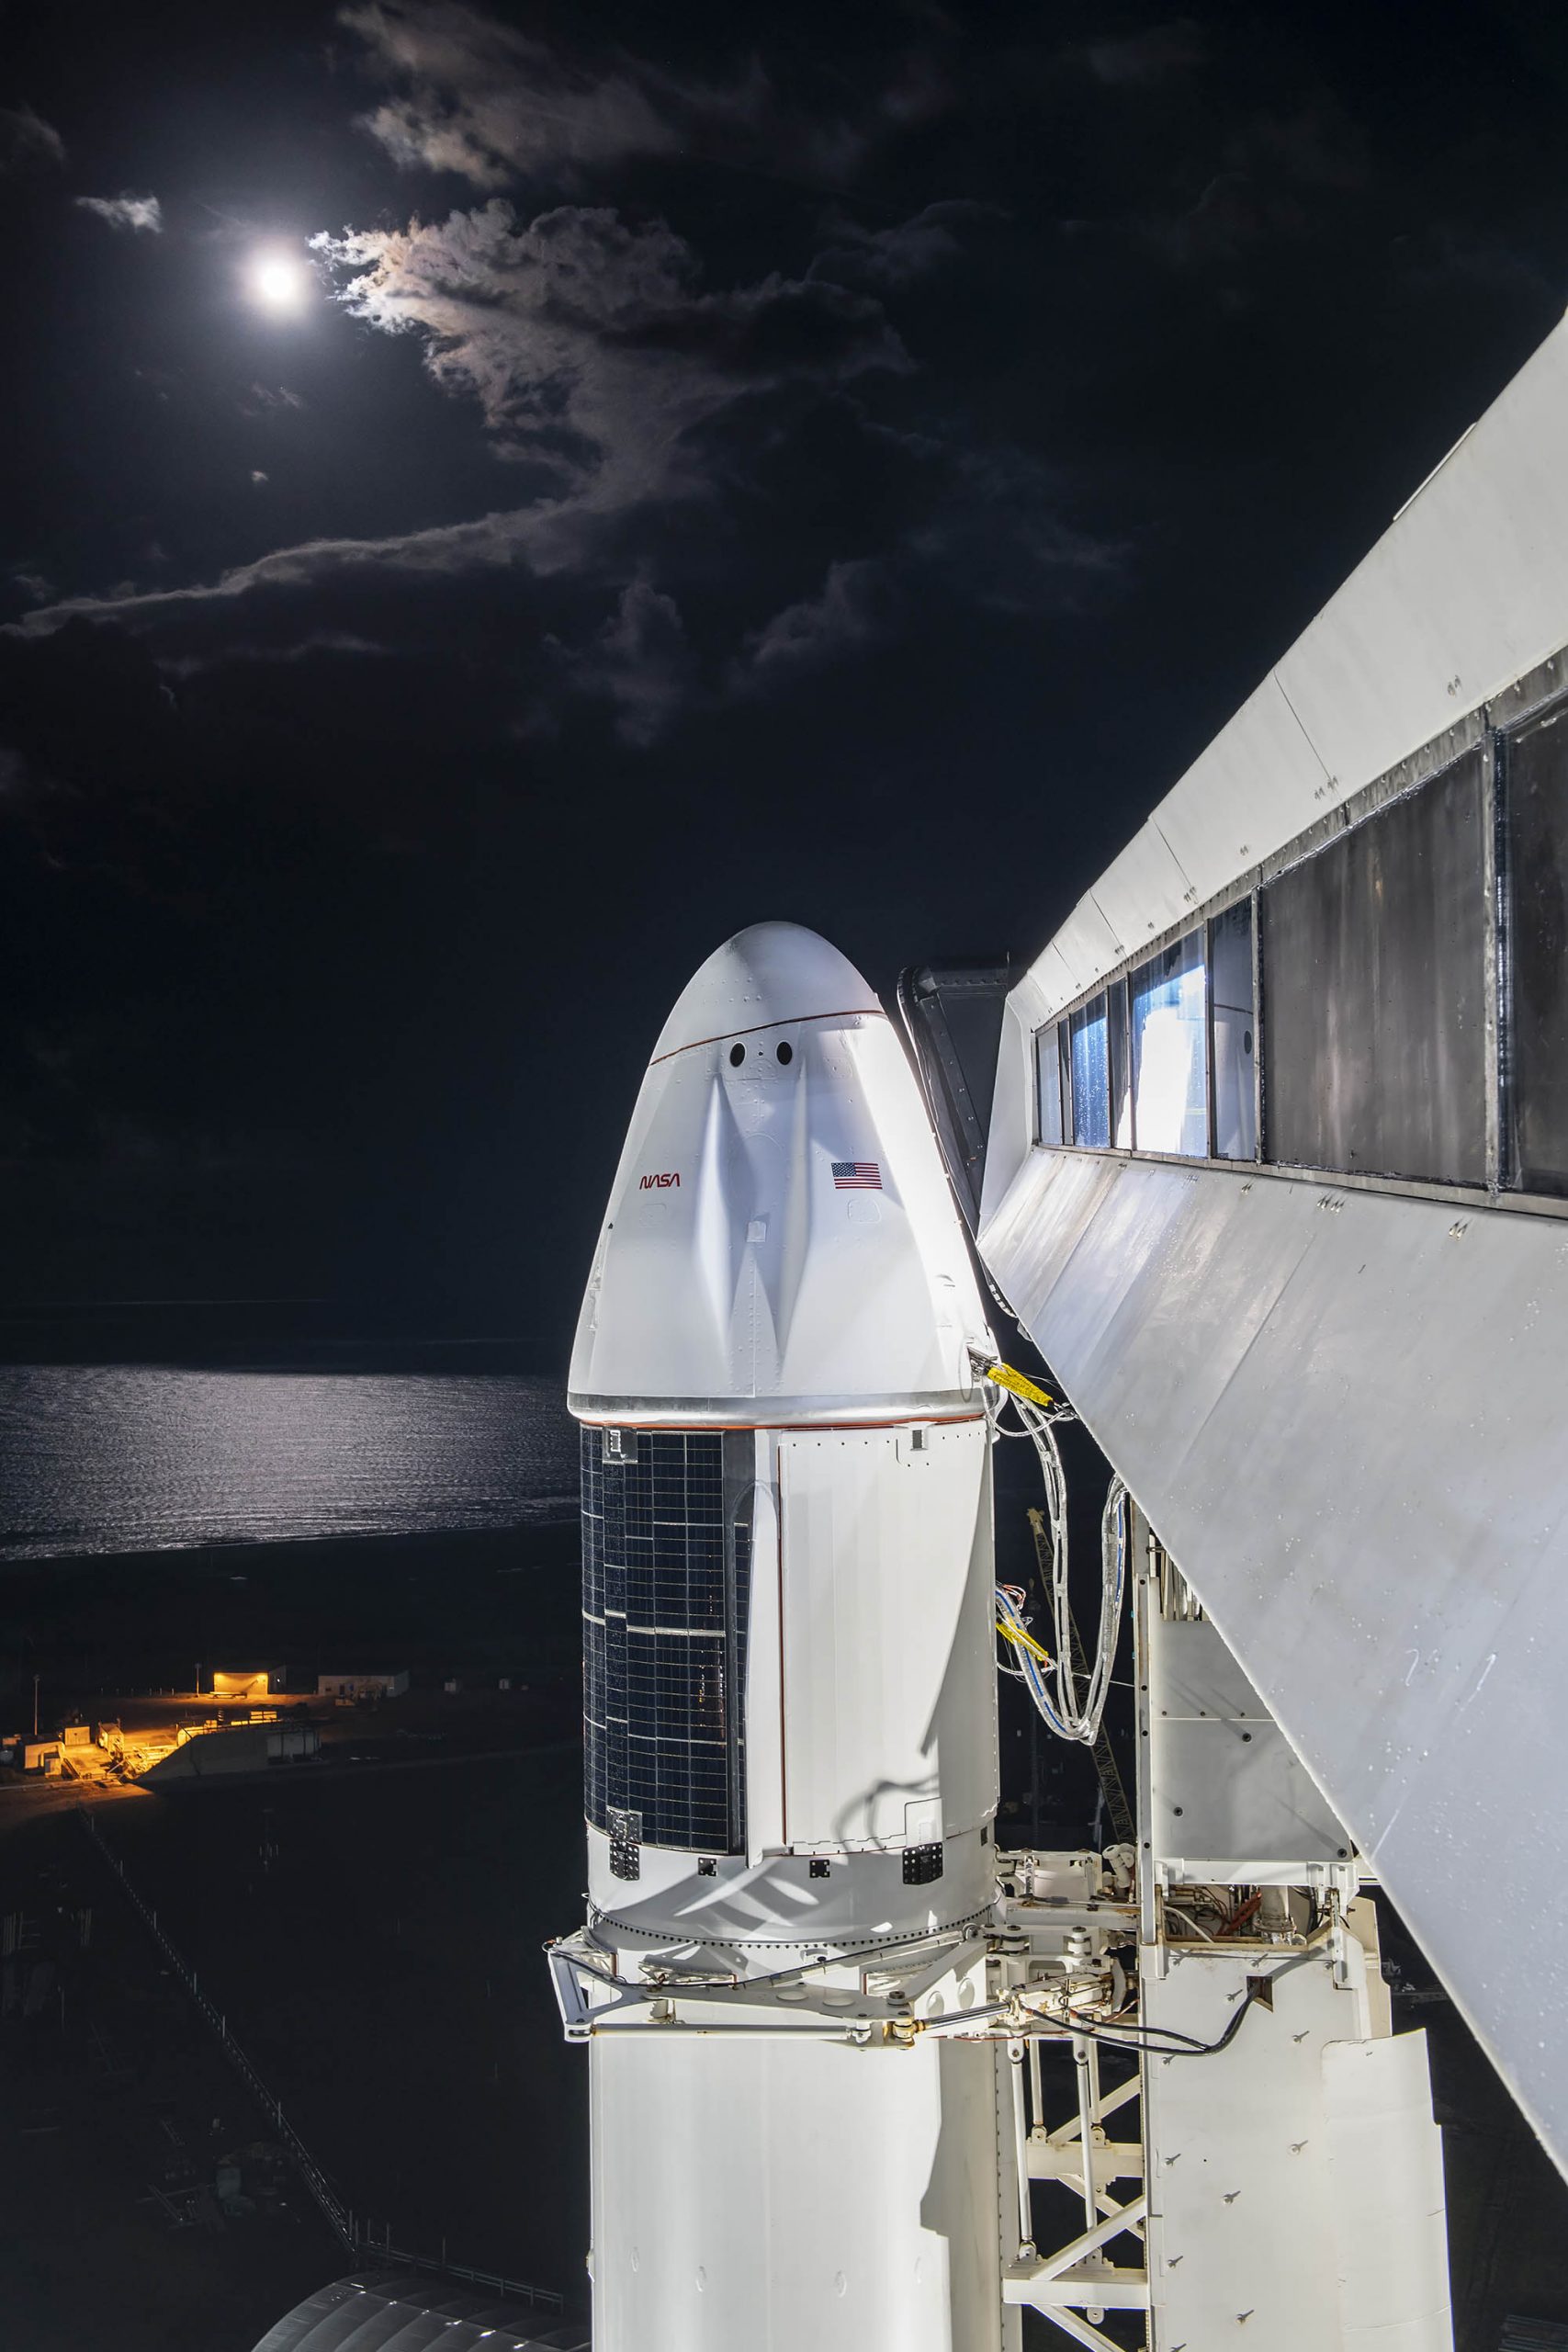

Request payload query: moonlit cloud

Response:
[6,74,1108,748]
[311,198,909,504]
[9,185,1118,733]
[74,191,164,232]
[0,105,66,173]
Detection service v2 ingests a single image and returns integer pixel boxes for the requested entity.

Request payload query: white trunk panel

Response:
[777,1421,997,1849]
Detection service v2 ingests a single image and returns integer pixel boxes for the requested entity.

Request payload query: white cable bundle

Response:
[987,1376,1127,1747]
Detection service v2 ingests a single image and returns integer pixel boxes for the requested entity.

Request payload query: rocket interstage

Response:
[554,922,1019,2352]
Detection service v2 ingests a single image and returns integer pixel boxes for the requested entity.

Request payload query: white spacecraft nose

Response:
[570,921,992,1419]
[650,922,881,1061]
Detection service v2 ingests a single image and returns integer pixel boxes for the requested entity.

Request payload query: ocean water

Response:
[0,1365,579,1560]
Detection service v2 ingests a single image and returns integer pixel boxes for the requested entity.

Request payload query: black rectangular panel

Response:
[1507,707,1568,1193]
[581,1427,750,1855]
[1262,752,1487,1183]
[902,1842,944,1885]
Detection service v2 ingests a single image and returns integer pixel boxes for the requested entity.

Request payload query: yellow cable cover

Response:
[985,1362,1055,1409]
[997,1617,1053,1667]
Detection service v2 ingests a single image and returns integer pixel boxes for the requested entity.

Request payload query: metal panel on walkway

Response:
[980,1143,1568,2179]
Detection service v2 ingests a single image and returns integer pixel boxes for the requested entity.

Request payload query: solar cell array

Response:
[581,1427,750,1855]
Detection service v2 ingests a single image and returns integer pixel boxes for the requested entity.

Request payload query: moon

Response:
[248,249,310,313]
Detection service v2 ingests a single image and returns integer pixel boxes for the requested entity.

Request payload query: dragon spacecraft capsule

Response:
[554,922,1020,2352]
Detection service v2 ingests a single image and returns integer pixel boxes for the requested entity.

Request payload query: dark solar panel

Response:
[581,1427,750,1857]
[1262,748,1486,1183]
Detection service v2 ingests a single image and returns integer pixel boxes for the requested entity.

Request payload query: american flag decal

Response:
[832,1159,883,1191]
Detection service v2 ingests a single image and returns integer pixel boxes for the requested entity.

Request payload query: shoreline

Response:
[0,1514,578,1573]
[0,1521,585,1728]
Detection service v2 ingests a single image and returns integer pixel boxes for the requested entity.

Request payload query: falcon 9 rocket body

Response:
[556,923,1017,2352]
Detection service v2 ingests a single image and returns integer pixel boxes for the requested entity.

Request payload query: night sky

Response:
[6,0,1568,1348]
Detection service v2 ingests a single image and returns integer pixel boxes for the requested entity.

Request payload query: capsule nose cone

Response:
[651,922,882,1059]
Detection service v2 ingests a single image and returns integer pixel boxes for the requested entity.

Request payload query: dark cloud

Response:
[807,198,1004,289]
[159,629,389,678]
[1235,99,1368,192]
[1084,20,1204,87]
[7,569,54,608]
[242,382,309,413]
[339,0,698,186]
[552,577,696,745]
[908,448,1126,616]
[1145,98,1369,270]
[0,103,66,172]
[8,508,543,637]
[73,191,164,232]
[737,558,888,685]
[735,446,1124,695]
[338,0,947,190]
